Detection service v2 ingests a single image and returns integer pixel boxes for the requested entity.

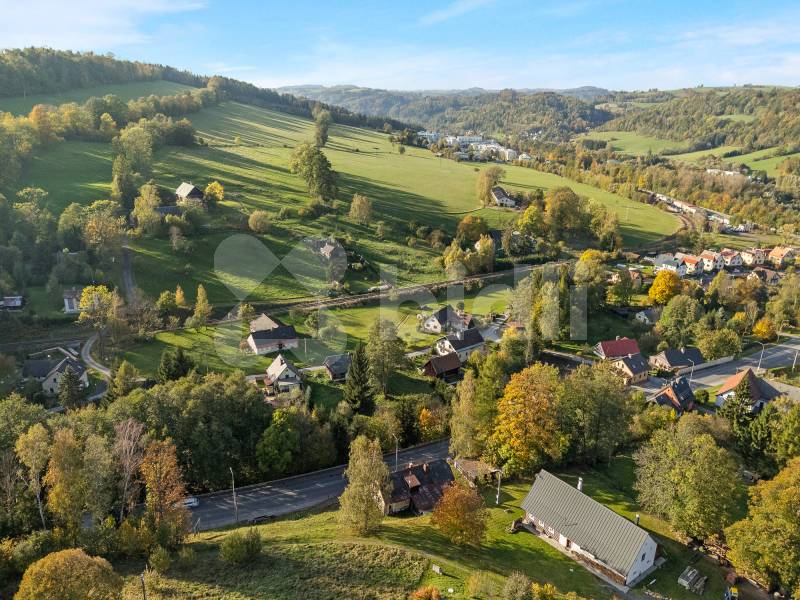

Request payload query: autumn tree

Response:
[44,428,86,536]
[648,270,681,305]
[752,316,777,342]
[289,141,337,201]
[696,327,741,360]
[343,344,374,414]
[366,318,405,394]
[431,482,487,546]
[141,439,190,549]
[114,418,146,521]
[657,294,702,347]
[83,434,115,525]
[15,423,50,529]
[449,370,482,458]
[132,181,161,236]
[77,284,115,354]
[634,421,743,539]
[16,549,122,600]
[338,435,389,535]
[248,209,272,233]
[486,363,565,477]
[189,284,211,330]
[726,458,800,597]
[456,214,489,245]
[204,180,224,206]
[348,193,373,225]
[109,360,141,399]
[476,166,506,206]
[314,108,332,147]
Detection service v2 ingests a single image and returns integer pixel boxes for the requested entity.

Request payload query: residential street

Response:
[188,439,450,531]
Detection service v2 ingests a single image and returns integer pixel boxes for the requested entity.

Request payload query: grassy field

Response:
[121,457,745,600]
[731,148,800,176]
[666,145,741,163]
[581,130,689,155]
[0,80,196,115]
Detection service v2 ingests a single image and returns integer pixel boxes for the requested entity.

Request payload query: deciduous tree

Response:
[648,270,681,305]
[113,418,146,521]
[348,193,372,225]
[15,423,50,529]
[141,439,190,549]
[431,482,487,546]
[338,435,389,535]
[366,318,405,394]
[16,548,122,600]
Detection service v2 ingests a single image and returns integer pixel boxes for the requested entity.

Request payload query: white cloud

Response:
[0,0,205,51]
[418,0,494,26]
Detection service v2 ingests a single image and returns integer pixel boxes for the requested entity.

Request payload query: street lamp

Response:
[495,471,502,506]
[687,358,696,386]
[391,433,399,473]
[230,467,238,524]
[755,341,766,375]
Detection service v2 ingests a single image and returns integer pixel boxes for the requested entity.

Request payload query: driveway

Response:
[188,439,449,531]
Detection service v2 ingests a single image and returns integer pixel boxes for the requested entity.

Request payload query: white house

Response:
[740,248,766,266]
[654,254,686,277]
[521,470,658,587]
[490,186,517,208]
[263,354,303,396]
[62,286,84,314]
[519,152,532,161]
[634,308,660,326]
[22,357,89,396]
[500,148,518,161]
[435,328,485,363]
[720,248,742,268]
[769,246,795,268]
[699,250,724,272]
[422,305,473,334]
[247,314,299,355]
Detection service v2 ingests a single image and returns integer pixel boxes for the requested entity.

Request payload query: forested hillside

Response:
[602,87,800,152]
[280,85,613,140]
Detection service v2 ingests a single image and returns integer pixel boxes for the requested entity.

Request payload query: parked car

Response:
[181,496,199,508]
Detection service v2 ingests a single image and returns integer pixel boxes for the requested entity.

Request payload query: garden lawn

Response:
[580,130,689,155]
[0,80,196,115]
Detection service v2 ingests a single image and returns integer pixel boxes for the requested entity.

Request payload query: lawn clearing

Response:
[666,145,741,163]
[731,148,800,177]
[580,130,689,155]
[0,80,196,115]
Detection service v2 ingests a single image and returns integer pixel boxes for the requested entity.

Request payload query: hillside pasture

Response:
[0,79,196,115]
[580,130,688,155]
[667,145,741,163]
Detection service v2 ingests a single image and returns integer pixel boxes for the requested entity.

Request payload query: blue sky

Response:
[2,0,799,91]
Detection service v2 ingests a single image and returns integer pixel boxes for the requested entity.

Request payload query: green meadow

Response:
[666,145,741,163]
[0,79,195,115]
[580,130,688,155]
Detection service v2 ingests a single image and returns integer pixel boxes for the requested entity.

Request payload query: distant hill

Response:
[277,85,614,140]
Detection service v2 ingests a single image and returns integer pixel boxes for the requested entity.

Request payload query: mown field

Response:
[119,457,744,600]
[580,130,689,155]
[667,145,741,163]
[0,79,196,115]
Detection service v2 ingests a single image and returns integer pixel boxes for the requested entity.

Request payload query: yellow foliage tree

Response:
[204,180,224,205]
[16,549,122,600]
[648,270,681,305]
[431,482,487,546]
[752,316,778,342]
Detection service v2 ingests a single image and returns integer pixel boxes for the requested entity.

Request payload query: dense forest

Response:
[280,85,613,140]
[603,87,800,152]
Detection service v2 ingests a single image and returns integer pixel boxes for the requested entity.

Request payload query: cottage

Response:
[740,248,766,266]
[699,250,724,272]
[611,354,650,386]
[22,357,88,396]
[654,254,686,277]
[490,186,517,208]
[715,368,781,412]
[521,470,658,587]
[422,305,473,334]
[322,353,351,382]
[62,286,84,314]
[648,347,705,372]
[650,377,695,414]
[634,308,660,326]
[1,296,23,310]
[246,314,299,355]
[380,459,454,515]
[748,266,781,286]
[263,354,302,396]
[175,182,204,207]
[680,255,702,275]
[594,337,640,360]
[720,248,742,268]
[435,328,485,363]
[452,459,501,487]
[422,352,461,381]
[768,246,795,268]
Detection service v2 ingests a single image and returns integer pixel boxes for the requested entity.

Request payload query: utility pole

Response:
[793,350,798,373]
[756,341,766,375]
[495,471,502,505]
[140,573,148,600]
[230,467,238,524]
[688,358,696,386]
[391,433,399,472]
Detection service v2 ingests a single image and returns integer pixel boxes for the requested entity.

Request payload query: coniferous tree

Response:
[58,366,85,410]
[342,344,373,414]
[190,284,211,330]
[156,348,194,383]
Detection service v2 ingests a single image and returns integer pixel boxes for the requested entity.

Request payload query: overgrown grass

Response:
[0,80,196,115]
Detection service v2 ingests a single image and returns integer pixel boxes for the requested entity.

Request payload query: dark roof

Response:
[424,352,462,375]
[614,353,649,376]
[249,325,299,348]
[176,182,203,198]
[154,205,184,216]
[521,470,653,578]
[387,459,454,513]
[651,376,695,413]
[323,353,351,376]
[717,368,781,404]
[22,359,59,379]
[53,357,86,378]
[595,337,640,359]
[491,186,510,200]
[654,347,705,370]
[432,305,458,327]
[444,327,484,351]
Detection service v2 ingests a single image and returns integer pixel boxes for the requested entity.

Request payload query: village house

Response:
[490,186,517,208]
[650,377,695,414]
[649,347,705,373]
[720,248,742,268]
[521,470,658,587]
[654,254,686,277]
[715,368,781,412]
[421,352,461,381]
[246,314,299,355]
[62,286,84,314]
[0,296,23,310]
[421,305,474,334]
[611,354,650,386]
[22,357,88,396]
[748,266,782,286]
[380,459,454,515]
[740,248,766,266]
[634,307,660,326]
[699,250,724,272]
[435,328,485,363]
[678,254,702,275]
[768,246,795,268]
[263,354,303,396]
[322,353,351,382]
[175,182,204,207]
[594,337,641,360]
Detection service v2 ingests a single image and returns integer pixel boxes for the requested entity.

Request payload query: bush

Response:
[467,570,495,598]
[503,571,533,600]
[176,546,196,568]
[409,585,442,600]
[11,530,58,574]
[248,210,272,233]
[277,206,295,220]
[148,545,171,574]
[16,549,122,600]
[219,529,261,565]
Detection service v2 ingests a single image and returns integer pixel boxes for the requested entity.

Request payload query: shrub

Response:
[248,210,272,233]
[16,549,122,600]
[503,571,533,600]
[277,206,295,220]
[11,530,58,574]
[219,529,261,565]
[410,585,442,600]
[176,546,196,568]
[148,545,171,574]
[467,570,495,598]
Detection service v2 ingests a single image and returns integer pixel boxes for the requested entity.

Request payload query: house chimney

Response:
[423,463,429,473]
[577,477,583,492]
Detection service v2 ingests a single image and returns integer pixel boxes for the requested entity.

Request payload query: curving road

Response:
[188,439,450,531]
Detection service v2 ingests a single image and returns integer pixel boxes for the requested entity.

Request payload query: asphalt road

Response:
[189,439,450,531]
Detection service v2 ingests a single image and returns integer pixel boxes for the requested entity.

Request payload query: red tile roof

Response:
[596,337,641,358]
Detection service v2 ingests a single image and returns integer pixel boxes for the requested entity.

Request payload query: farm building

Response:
[521,470,658,587]
[594,337,640,360]
[421,352,461,381]
[490,186,517,208]
[175,182,204,207]
[247,314,299,355]
[380,459,454,515]
[322,353,351,381]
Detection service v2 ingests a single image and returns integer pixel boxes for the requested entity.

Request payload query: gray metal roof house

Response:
[521,470,657,587]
